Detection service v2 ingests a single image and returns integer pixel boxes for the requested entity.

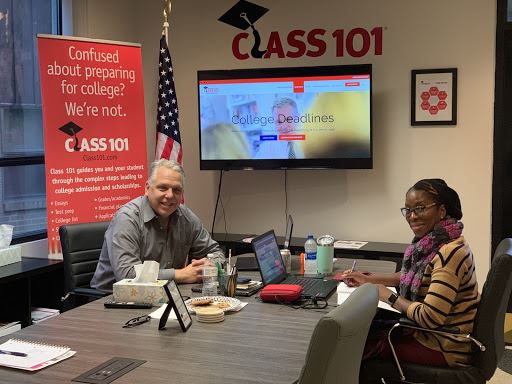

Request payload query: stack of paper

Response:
[333,240,368,249]
[31,308,60,324]
[0,321,21,337]
[237,281,261,290]
[337,282,400,313]
[0,339,75,371]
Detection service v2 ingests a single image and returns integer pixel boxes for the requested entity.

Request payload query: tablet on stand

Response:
[159,280,192,332]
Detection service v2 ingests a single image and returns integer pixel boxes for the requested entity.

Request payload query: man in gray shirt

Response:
[91,159,224,293]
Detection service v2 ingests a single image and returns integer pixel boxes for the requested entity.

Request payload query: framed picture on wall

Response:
[411,68,457,126]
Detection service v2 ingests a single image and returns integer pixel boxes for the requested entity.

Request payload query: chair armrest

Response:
[61,287,106,303]
[398,317,461,334]
[394,318,485,351]
[386,318,485,382]
[73,287,107,298]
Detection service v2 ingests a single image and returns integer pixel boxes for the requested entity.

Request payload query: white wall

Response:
[74,0,496,286]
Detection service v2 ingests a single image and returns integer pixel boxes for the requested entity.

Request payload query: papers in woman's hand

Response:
[336,282,400,313]
[336,282,357,304]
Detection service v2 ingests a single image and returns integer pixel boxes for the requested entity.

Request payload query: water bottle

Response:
[304,234,317,275]
[202,253,218,296]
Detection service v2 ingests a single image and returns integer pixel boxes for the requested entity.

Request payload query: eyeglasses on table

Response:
[123,315,151,328]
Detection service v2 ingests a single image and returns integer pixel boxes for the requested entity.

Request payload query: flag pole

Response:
[155,0,183,171]
[163,0,171,44]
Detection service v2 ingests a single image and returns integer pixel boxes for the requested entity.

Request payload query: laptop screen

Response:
[252,230,286,285]
[284,215,293,249]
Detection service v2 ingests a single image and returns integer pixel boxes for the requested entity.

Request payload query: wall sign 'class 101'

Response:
[232,27,384,60]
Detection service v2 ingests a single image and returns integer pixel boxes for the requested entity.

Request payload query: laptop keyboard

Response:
[283,276,337,298]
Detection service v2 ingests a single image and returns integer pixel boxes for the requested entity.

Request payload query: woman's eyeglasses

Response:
[400,202,438,217]
[123,315,151,328]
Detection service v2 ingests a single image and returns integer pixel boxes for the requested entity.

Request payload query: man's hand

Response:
[174,258,207,284]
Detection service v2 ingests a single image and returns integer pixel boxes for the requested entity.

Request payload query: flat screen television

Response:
[198,64,372,170]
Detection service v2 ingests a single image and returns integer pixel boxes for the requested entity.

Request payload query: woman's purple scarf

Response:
[399,218,463,301]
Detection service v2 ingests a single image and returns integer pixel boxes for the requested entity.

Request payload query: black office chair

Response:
[294,283,379,384]
[360,239,512,384]
[59,221,110,310]
[493,238,512,313]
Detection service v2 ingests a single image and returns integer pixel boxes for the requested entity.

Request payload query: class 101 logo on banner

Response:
[63,137,130,153]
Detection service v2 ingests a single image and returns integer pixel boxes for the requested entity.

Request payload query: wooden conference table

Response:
[0,282,327,383]
[0,259,396,383]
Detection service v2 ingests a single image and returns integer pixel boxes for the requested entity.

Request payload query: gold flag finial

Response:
[162,0,172,41]
[163,0,171,23]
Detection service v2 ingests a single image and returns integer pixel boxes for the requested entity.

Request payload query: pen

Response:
[350,260,357,273]
[0,349,27,357]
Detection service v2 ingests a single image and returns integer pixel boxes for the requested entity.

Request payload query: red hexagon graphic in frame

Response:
[438,100,447,110]
[429,87,439,96]
[429,105,439,114]
[438,90,447,100]
[421,101,430,110]
[421,91,430,101]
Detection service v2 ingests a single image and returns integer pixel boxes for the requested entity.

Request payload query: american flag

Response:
[155,36,182,163]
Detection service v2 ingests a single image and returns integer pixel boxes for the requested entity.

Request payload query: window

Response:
[0,0,61,242]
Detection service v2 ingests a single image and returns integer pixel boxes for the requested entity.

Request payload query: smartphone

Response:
[104,300,152,309]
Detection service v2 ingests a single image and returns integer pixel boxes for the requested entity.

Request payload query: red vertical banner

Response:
[37,35,148,257]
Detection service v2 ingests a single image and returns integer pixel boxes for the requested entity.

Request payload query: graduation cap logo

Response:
[58,121,83,151]
[218,0,269,59]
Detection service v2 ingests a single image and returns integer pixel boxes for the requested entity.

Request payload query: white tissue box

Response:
[0,245,21,267]
[113,279,168,305]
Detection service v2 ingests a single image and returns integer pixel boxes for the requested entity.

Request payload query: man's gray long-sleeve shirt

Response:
[91,196,224,293]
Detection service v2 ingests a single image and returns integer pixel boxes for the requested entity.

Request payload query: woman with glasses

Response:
[340,178,479,367]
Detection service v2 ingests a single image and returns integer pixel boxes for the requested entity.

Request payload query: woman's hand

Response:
[375,284,412,314]
[376,284,393,302]
[337,270,373,287]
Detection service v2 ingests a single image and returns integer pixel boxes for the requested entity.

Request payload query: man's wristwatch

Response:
[387,292,399,307]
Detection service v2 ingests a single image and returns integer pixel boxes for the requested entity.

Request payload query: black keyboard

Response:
[283,276,338,299]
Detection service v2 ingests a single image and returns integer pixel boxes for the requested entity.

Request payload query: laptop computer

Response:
[252,229,338,299]
[236,215,293,271]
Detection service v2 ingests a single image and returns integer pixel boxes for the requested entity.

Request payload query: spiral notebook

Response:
[0,338,76,371]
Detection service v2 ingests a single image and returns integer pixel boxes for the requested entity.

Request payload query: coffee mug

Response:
[316,244,334,274]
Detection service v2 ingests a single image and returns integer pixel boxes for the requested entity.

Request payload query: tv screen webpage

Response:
[198,64,372,170]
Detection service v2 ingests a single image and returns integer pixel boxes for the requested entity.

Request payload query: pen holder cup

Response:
[219,270,238,297]
[316,245,334,274]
